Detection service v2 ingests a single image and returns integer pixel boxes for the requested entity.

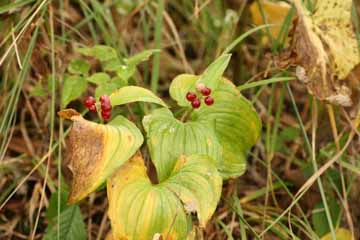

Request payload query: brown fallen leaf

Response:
[279,0,360,107]
[58,109,143,204]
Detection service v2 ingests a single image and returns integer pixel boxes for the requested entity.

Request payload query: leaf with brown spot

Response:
[59,109,143,203]
[281,0,360,106]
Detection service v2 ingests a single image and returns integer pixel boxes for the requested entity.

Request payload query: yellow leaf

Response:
[107,153,222,240]
[282,0,360,106]
[58,109,143,203]
[321,228,353,240]
[250,0,292,41]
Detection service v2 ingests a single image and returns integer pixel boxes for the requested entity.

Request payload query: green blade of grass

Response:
[285,83,337,240]
[150,0,165,93]
[222,23,273,55]
[0,0,35,15]
[238,77,295,91]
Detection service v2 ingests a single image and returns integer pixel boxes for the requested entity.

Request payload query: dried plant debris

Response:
[280,0,360,106]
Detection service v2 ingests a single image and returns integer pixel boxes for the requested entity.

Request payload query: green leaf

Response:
[95,82,118,99]
[312,200,341,237]
[116,64,136,81]
[125,49,160,66]
[109,86,167,107]
[112,76,128,88]
[193,79,262,178]
[169,54,231,107]
[61,75,87,107]
[87,72,111,85]
[169,74,261,178]
[43,205,87,240]
[103,58,122,72]
[68,59,90,75]
[46,189,69,221]
[197,54,231,90]
[143,108,222,182]
[107,153,222,240]
[58,109,143,203]
[169,74,199,107]
[77,45,118,62]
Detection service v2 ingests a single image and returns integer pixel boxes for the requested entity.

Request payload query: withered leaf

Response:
[59,109,143,203]
[282,0,360,106]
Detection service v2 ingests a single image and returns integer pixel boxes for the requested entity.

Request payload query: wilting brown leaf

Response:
[280,0,360,106]
[58,109,143,203]
[250,0,292,42]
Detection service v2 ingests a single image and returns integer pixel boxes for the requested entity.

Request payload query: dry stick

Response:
[30,157,50,240]
[11,27,23,69]
[327,105,355,239]
[326,105,340,150]
[294,110,360,198]
[30,5,55,239]
[163,11,194,74]
[260,124,355,237]
[96,209,108,240]
[0,0,48,67]
[0,149,50,211]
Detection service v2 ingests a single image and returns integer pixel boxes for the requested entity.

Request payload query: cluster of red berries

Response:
[84,95,112,120]
[186,83,214,109]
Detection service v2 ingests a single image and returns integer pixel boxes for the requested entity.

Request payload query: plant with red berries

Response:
[60,53,261,240]
[185,82,215,109]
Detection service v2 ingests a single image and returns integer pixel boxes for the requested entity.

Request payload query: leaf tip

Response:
[58,109,81,120]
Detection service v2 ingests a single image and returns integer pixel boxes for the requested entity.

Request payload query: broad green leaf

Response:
[197,54,231,90]
[116,64,136,81]
[61,75,87,107]
[43,205,87,240]
[77,45,118,62]
[169,74,261,178]
[112,76,128,88]
[87,72,111,85]
[193,79,262,178]
[107,153,222,240]
[165,155,222,226]
[169,74,199,107]
[125,49,160,66]
[95,82,118,100]
[143,108,222,182]
[169,54,231,107]
[68,59,90,75]
[109,86,167,107]
[58,109,143,203]
[321,228,353,240]
[103,57,122,72]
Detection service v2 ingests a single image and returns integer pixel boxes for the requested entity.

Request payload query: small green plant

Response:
[59,49,261,239]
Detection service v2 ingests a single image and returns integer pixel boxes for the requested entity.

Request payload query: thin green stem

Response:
[150,0,165,93]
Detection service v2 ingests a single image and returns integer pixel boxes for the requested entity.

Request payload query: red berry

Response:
[101,103,112,112]
[88,104,97,112]
[196,83,206,92]
[99,95,110,104]
[186,92,197,102]
[191,99,201,109]
[204,96,214,106]
[101,110,111,120]
[201,87,211,96]
[84,96,96,108]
